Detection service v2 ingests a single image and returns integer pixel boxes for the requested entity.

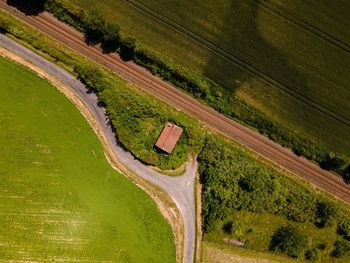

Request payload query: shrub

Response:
[101,22,121,52]
[338,219,350,241]
[120,37,136,61]
[315,201,336,227]
[305,248,319,261]
[331,240,350,258]
[269,225,307,258]
[222,221,234,235]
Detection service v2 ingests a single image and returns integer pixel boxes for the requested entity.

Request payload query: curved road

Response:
[0,34,197,263]
[1,3,348,203]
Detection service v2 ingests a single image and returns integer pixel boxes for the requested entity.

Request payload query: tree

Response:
[315,201,336,227]
[320,152,345,171]
[120,37,136,61]
[305,248,319,261]
[342,164,350,184]
[101,22,121,52]
[331,240,350,258]
[82,10,105,44]
[269,225,307,258]
[338,219,350,241]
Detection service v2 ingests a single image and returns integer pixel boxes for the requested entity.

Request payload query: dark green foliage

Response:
[343,164,350,184]
[198,135,340,232]
[120,37,136,61]
[320,152,346,171]
[81,10,105,44]
[315,201,336,227]
[269,225,307,258]
[331,240,350,258]
[0,16,10,31]
[74,64,107,92]
[222,221,234,235]
[44,1,84,31]
[101,22,121,52]
[38,0,349,181]
[305,248,319,261]
[338,219,350,241]
[317,243,326,250]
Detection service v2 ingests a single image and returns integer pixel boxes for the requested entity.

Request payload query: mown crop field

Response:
[0,56,175,262]
[67,0,350,157]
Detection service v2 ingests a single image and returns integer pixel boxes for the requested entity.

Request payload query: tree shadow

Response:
[7,0,46,15]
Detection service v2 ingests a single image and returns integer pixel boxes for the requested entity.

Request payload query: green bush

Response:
[331,240,350,258]
[269,225,307,258]
[315,201,336,227]
[305,248,319,261]
[338,219,350,241]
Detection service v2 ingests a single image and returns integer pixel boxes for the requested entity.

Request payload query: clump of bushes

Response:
[198,135,344,233]
[269,225,307,258]
[331,240,350,258]
[305,248,319,261]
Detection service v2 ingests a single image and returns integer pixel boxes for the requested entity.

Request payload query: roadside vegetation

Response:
[199,135,350,261]
[0,56,175,262]
[1,9,350,261]
[18,0,350,182]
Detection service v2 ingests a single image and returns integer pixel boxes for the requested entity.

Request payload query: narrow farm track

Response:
[121,0,350,126]
[0,0,349,205]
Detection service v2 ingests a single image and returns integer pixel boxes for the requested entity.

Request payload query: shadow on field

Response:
[201,0,350,154]
[202,0,306,96]
[7,0,46,15]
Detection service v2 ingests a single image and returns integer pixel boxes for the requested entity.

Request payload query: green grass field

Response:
[66,0,350,157]
[0,56,175,262]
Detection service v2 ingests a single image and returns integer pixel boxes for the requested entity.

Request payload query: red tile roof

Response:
[155,122,183,154]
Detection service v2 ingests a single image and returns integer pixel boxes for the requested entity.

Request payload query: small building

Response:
[155,122,183,154]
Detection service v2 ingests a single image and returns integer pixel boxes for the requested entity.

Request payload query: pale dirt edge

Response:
[0,47,184,263]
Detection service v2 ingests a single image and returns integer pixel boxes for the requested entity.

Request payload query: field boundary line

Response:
[121,0,350,126]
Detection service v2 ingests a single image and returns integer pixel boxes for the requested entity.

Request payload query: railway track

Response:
[1,2,350,205]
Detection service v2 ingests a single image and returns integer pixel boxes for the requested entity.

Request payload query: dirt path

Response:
[0,39,197,263]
